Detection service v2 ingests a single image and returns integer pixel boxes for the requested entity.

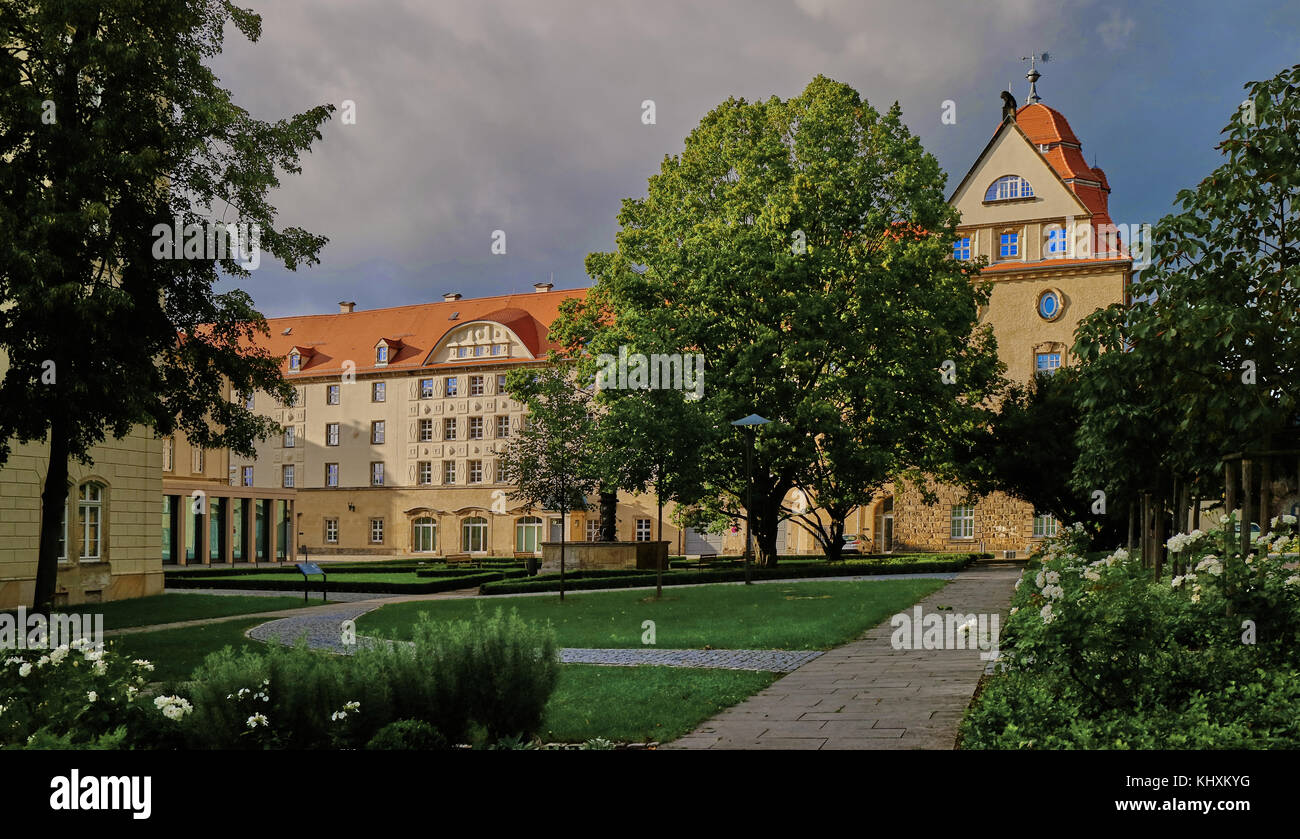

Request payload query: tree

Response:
[500,364,600,601]
[0,1,333,611]
[576,75,1001,564]
[1073,61,1300,569]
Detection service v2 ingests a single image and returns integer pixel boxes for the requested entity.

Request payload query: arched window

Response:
[515,516,543,553]
[78,482,105,560]
[462,516,488,553]
[413,517,437,553]
[984,175,1034,201]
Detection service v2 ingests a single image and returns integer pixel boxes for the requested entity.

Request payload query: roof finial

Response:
[1021,52,1049,104]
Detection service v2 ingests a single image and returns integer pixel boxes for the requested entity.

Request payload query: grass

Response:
[540,665,778,743]
[360,578,947,650]
[3,593,324,631]
[107,617,268,682]
[180,572,432,584]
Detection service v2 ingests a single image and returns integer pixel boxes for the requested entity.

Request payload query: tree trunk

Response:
[824,518,845,563]
[655,490,664,599]
[1126,500,1136,552]
[599,485,617,542]
[34,418,71,614]
[559,509,567,602]
[1153,492,1167,580]
[1139,493,1150,567]
[1240,459,1254,558]
[1225,458,1239,515]
[1260,455,1273,531]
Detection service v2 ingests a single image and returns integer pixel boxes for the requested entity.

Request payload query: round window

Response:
[1037,290,1061,320]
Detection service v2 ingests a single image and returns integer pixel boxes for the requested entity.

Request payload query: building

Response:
[0,351,165,608]
[231,284,679,558]
[160,389,298,566]
[862,77,1133,556]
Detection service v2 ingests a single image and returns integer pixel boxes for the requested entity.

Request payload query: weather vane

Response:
[1020,52,1050,103]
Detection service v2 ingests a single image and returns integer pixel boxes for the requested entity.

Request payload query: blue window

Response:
[1038,290,1061,320]
[288,353,300,372]
[953,237,971,260]
[1036,352,1061,374]
[376,344,389,364]
[1000,232,1019,258]
[1047,227,1067,256]
[985,175,1034,201]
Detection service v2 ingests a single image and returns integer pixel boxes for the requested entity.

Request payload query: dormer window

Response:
[375,338,402,366]
[288,352,301,372]
[376,345,389,365]
[985,175,1034,202]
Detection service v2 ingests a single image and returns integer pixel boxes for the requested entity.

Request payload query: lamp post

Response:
[731,414,771,584]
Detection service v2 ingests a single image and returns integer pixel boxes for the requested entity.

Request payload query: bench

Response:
[442,553,477,568]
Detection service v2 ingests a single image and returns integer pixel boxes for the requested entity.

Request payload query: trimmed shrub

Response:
[366,719,449,750]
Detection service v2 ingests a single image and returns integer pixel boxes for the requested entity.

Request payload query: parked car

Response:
[840,534,863,554]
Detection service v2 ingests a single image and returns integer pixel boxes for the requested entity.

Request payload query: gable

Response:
[949,121,1091,227]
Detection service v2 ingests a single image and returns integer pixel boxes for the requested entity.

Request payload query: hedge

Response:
[478,555,980,595]
[165,571,506,595]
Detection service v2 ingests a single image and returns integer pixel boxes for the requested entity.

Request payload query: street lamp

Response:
[731,414,771,584]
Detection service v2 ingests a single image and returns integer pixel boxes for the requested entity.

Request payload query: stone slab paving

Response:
[662,566,1021,750]
[559,648,822,672]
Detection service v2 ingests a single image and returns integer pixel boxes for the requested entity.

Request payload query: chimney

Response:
[443,292,462,302]
[338,301,356,314]
[533,282,553,293]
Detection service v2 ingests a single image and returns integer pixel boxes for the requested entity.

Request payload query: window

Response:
[457,347,468,359]
[373,381,386,402]
[474,345,486,357]
[244,392,255,410]
[516,516,543,552]
[419,418,433,442]
[495,460,508,483]
[496,416,510,438]
[418,461,433,485]
[162,437,174,472]
[468,460,483,484]
[496,374,508,393]
[78,483,103,560]
[444,418,457,440]
[462,517,488,552]
[371,462,385,486]
[370,518,384,544]
[492,344,505,356]
[376,345,389,365]
[635,519,651,542]
[1036,352,1062,374]
[999,232,1019,258]
[950,505,975,540]
[56,501,68,562]
[413,518,437,552]
[325,518,339,544]
[470,376,485,396]
[469,417,483,439]
[284,426,295,448]
[985,175,1033,201]
[953,236,971,260]
[289,353,301,372]
[1046,226,1067,257]
[1033,513,1059,538]
[326,423,340,446]
[192,448,205,474]
[327,385,340,405]
[443,461,457,484]
[446,377,459,397]
[371,421,385,444]
[282,465,295,488]
[1037,289,1062,320]
[229,467,238,487]
[242,466,253,487]
[325,463,339,487]
[420,378,434,399]
[586,519,600,542]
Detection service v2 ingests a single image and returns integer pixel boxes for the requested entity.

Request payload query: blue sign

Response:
[297,562,324,576]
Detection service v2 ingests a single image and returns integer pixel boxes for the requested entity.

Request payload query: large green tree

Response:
[0,1,333,610]
[573,75,1002,564]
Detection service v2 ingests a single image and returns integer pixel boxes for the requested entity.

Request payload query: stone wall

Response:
[892,482,1043,557]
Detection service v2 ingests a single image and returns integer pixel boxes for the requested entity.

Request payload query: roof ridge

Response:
[262,286,589,322]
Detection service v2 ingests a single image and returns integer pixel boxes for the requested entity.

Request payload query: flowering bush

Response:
[0,639,165,749]
[964,515,1300,748]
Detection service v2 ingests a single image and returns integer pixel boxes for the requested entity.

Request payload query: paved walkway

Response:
[662,567,1020,750]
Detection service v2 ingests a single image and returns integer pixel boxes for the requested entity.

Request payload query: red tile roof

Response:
[244,288,587,377]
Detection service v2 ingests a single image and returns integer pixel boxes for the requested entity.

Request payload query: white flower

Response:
[132,659,154,672]
[155,695,193,721]
[1045,571,1061,585]
[1285,575,1300,587]
[237,688,251,699]
[4,657,23,666]
[18,663,32,677]
[1040,604,1056,624]
[330,711,346,722]
[92,660,107,677]
[246,714,269,729]
[1172,575,1184,589]
[49,646,69,665]
[86,691,97,703]
[35,655,49,668]
[1284,515,1297,525]
[343,701,360,712]
[69,637,90,650]
[1035,570,1046,589]
[126,685,139,700]
[1009,607,1019,616]
[1083,568,1100,581]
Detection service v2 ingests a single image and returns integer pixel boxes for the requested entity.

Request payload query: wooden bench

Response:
[442,553,477,568]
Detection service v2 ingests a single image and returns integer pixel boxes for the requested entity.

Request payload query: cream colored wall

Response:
[950,128,1090,231]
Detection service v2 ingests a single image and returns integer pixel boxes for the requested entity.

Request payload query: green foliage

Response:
[962,518,1300,749]
[365,719,449,751]
[178,607,559,748]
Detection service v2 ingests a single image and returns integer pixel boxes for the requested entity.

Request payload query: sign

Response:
[297,562,324,576]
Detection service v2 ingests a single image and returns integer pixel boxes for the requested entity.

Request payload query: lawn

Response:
[359,578,948,650]
[4,593,323,631]
[540,665,778,743]
[107,617,269,682]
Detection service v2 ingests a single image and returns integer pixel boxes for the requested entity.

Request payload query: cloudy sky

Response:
[209,0,1300,317]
